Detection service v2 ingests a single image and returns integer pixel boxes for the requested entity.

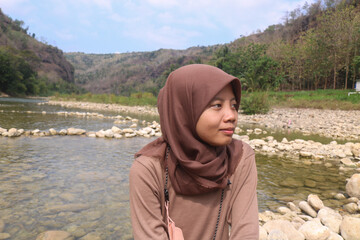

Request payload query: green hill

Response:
[0,8,76,96]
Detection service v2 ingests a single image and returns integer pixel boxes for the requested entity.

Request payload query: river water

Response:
[0,98,356,239]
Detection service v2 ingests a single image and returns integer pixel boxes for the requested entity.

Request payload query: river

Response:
[0,97,355,239]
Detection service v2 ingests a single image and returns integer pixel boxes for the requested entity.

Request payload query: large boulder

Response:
[317,207,342,233]
[263,220,304,240]
[340,216,360,240]
[345,174,360,198]
[268,229,288,240]
[259,226,267,240]
[299,220,330,240]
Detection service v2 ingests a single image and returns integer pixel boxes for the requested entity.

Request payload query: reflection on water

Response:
[0,98,357,239]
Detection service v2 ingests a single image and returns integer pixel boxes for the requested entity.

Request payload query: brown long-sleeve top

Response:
[129,142,258,240]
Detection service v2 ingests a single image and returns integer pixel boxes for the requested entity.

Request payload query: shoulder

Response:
[232,141,256,179]
[241,141,255,160]
[130,156,164,185]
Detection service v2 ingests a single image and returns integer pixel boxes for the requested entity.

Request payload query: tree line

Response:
[211,0,360,92]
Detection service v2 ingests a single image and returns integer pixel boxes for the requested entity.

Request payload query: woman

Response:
[129,64,258,240]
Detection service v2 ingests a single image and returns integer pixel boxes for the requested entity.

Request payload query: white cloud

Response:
[145,0,178,8]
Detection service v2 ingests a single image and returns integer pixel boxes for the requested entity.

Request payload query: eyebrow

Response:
[211,97,236,102]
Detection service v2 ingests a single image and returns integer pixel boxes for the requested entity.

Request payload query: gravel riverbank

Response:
[46,100,360,141]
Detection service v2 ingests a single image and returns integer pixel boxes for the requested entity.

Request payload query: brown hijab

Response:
[135,64,243,195]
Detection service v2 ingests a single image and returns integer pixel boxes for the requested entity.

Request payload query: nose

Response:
[223,105,236,123]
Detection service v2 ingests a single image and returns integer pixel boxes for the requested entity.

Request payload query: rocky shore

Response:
[44,100,360,141]
[239,108,360,141]
[1,112,359,164]
[45,100,158,116]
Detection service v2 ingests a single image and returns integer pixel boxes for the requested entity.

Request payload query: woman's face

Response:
[195,83,238,146]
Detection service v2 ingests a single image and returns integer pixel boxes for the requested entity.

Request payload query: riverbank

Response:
[1,108,359,164]
[45,100,360,141]
[46,100,158,116]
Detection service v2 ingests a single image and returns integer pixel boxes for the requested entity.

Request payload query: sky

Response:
[0,0,312,54]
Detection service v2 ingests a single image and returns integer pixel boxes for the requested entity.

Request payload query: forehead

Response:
[212,84,235,100]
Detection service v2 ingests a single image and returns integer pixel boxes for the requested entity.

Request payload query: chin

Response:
[211,138,233,147]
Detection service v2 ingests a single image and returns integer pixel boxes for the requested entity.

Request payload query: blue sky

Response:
[0,0,310,54]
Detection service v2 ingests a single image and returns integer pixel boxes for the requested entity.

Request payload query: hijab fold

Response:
[135,64,243,195]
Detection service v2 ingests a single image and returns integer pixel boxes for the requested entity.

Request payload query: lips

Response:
[220,128,234,135]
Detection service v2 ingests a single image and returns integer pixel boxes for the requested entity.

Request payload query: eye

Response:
[210,103,222,109]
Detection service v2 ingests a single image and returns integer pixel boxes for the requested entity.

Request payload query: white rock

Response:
[317,207,342,233]
[267,229,289,240]
[340,216,360,240]
[259,226,267,240]
[277,207,292,215]
[287,202,301,213]
[299,220,330,240]
[345,197,359,203]
[343,203,358,214]
[95,130,105,138]
[251,139,266,147]
[104,129,114,138]
[125,133,136,138]
[254,128,262,134]
[88,133,96,138]
[130,123,137,128]
[341,158,356,167]
[299,201,317,218]
[111,126,122,134]
[59,129,67,135]
[300,151,313,158]
[142,127,153,134]
[351,143,360,157]
[334,193,346,200]
[307,194,324,211]
[263,220,304,240]
[122,128,134,134]
[32,129,40,134]
[114,133,123,139]
[8,128,20,137]
[49,128,57,135]
[327,231,344,240]
[346,174,360,198]
[67,128,86,135]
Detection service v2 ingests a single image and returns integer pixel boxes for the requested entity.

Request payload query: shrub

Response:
[241,91,270,115]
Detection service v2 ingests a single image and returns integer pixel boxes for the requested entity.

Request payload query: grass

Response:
[51,92,157,106]
[266,89,360,110]
[51,89,360,111]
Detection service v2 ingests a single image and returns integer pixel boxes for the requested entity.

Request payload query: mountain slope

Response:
[0,8,74,84]
[65,46,219,95]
